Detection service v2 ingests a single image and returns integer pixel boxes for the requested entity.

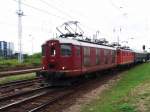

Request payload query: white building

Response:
[0,41,14,58]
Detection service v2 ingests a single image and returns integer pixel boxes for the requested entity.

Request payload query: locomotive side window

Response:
[96,48,100,65]
[42,45,45,56]
[76,46,80,56]
[83,47,90,66]
[84,47,90,56]
[61,44,72,56]
[50,47,56,56]
[104,50,109,64]
[112,50,116,63]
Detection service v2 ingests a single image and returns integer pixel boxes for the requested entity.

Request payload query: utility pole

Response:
[17,0,23,63]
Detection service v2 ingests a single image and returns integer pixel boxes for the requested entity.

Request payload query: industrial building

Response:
[0,41,14,58]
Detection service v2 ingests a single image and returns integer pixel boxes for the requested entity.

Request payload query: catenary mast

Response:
[17,0,23,63]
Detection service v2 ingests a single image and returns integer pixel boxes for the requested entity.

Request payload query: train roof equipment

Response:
[56,21,116,48]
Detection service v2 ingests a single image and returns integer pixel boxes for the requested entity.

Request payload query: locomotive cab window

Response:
[42,45,45,56]
[61,44,72,56]
[50,47,56,56]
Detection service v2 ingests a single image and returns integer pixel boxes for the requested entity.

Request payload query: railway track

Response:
[0,77,42,88]
[0,67,41,78]
[0,77,44,97]
[0,73,75,112]
[0,71,119,112]
[0,85,48,102]
[0,68,124,112]
[0,87,73,112]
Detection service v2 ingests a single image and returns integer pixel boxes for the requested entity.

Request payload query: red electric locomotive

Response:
[117,48,134,65]
[39,37,117,82]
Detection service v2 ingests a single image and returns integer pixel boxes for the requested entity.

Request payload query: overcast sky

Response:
[0,0,150,54]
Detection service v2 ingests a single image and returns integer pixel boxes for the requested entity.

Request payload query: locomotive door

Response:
[74,45,82,75]
[47,40,59,70]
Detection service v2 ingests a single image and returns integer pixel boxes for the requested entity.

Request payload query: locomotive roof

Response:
[51,38,116,50]
[117,48,147,54]
[117,48,134,52]
[133,50,148,54]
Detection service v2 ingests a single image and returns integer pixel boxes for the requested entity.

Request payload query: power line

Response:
[22,0,95,33]
[12,0,99,37]
[13,0,69,20]
[39,0,88,22]
[38,0,75,20]
[45,0,74,14]
[50,0,64,5]
[108,0,123,12]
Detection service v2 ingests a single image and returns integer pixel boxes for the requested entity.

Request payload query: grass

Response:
[127,81,150,112]
[0,73,36,85]
[81,63,150,112]
[0,53,41,70]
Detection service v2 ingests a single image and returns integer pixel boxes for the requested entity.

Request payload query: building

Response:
[0,41,14,58]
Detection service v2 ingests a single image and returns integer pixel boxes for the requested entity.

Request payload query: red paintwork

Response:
[40,39,148,80]
[41,39,117,78]
[117,49,134,65]
[81,48,117,75]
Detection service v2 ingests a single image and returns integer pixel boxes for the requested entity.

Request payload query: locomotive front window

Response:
[61,44,72,56]
[50,47,56,56]
[42,45,45,56]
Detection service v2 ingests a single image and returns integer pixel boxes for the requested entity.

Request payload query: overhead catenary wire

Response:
[13,0,70,21]
[53,0,87,17]
[32,0,95,34]
[39,0,89,24]
[50,0,64,5]
[38,0,75,20]
[108,0,128,14]
[42,0,80,17]
[40,0,96,35]
[13,0,99,38]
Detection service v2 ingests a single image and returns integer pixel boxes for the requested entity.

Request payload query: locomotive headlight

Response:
[51,42,56,46]
[62,66,65,70]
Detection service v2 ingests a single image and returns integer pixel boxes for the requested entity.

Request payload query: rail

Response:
[0,88,71,112]
[0,67,41,78]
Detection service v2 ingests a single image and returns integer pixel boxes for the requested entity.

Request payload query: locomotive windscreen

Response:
[60,44,72,56]
[50,47,56,56]
[42,45,45,56]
